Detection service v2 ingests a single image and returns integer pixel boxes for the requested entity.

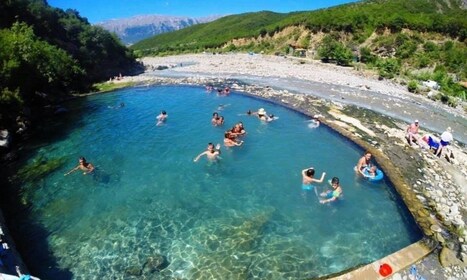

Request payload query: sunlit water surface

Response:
[14,86,421,279]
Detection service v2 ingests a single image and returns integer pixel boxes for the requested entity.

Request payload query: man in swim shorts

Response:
[406,120,421,146]
[301,167,326,197]
[193,143,221,162]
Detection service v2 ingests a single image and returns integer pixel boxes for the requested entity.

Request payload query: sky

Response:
[47,0,357,23]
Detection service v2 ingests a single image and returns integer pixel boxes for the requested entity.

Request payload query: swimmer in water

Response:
[156,110,168,126]
[194,143,222,162]
[320,177,342,204]
[65,157,95,176]
[301,167,326,197]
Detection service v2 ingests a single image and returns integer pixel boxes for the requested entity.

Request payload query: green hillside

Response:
[132,11,288,53]
[132,0,467,104]
[0,0,141,136]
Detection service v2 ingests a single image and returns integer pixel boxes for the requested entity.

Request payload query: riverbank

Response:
[111,53,466,279]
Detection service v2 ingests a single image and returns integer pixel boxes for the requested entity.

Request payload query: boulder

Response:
[439,247,464,267]
[0,129,10,148]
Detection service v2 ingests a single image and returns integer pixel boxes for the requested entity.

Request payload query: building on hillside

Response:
[288,44,307,57]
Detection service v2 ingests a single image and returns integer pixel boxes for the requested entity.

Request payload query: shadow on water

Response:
[0,97,102,279]
[0,168,73,279]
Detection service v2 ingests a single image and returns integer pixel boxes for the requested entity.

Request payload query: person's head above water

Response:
[331,177,340,186]
[364,151,372,160]
[161,110,167,115]
[306,168,315,177]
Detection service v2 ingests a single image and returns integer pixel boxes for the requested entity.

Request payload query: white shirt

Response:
[440,131,453,142]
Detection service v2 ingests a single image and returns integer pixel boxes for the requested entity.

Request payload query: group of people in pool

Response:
[301,167,343,204]
[246,108,276,122]
[195,113,248,162]
[301,150,381,204]
[205,85,230,96]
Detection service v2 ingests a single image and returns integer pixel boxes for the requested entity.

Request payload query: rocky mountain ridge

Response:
[97,14,222,45]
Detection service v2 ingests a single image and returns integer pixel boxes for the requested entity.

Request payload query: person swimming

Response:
[156,110,168,126]
[211,112,220,125]
[194,143,222,162]
[224,132,243,147]
[230,122,246,137]
[215,116,225,126]
[320,177,342,204]
[64,157,95,176]
[301,167,326,197]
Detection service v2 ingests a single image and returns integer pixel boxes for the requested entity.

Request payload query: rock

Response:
[439,247,463,267]
[143,254,168,273]
[125,265,142,276]
[450,205,459,215]
[430,224,442,233]
[462,253,467,263]
[2,151,18,162]
[436,232,445,243]
[0,129,10,148]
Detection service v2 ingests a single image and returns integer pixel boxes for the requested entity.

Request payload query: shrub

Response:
[377,58,400,79]
[408,80,418,92]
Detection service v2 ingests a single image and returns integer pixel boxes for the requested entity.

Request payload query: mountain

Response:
[131,0,466,104]
[97,15,222,45]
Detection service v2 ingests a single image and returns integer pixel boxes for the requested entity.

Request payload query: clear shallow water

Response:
[13,86,421,279]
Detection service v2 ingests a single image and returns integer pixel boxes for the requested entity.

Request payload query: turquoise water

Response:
[12,85,421,279]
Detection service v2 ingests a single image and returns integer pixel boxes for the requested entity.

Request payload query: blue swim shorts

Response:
[302,184,315,191]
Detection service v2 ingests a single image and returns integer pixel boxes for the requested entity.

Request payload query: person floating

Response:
[108,102,125,109]
[301,167,326,197]
[217,104,230,111]
[156,110,168,126]
[356,151,372,176]
[194,143,222,162]
[320,177,343,204]
[307,115,321,129]
[406,120,421,147]
[64,157,95,176]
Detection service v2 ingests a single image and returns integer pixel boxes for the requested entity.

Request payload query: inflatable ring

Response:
[363,167,384,182]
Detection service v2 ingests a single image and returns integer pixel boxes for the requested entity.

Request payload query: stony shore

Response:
[113,53,466,279]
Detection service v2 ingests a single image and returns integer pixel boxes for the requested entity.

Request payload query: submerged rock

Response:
[124,265,142,276]
[143,254,169,273]
[161,207,275,279]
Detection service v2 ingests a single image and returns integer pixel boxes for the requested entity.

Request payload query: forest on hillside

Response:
[132,0,467,104]
[0,0,142,136]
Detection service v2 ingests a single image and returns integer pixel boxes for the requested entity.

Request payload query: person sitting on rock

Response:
[436,127,453,157]
[406,120,421,147]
